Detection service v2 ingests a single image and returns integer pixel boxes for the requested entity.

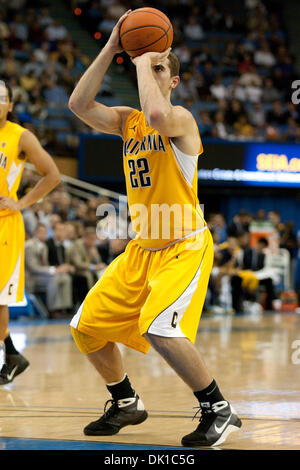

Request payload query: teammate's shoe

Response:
[84,395,148,435]
[181,400,242,447]
[0,354,30,385]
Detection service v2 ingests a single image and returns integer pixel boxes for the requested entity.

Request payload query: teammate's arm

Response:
[68,10,134,137]
[0,130,61,211]
[133,51,195,138]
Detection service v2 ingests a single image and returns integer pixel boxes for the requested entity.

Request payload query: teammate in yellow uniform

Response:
[69,11,241,446]
[0,80,61,385]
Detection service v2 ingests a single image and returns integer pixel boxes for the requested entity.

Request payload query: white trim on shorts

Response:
[142,225,208,252]
[147,257,204,338]
[70,301,84,330]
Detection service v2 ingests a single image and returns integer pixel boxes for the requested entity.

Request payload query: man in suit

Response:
[25,223,73,317]
[46,221,69,267]
[66,226,106,291]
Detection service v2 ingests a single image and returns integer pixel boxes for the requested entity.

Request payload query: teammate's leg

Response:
[146,333,241,447]
[0,305,30,385]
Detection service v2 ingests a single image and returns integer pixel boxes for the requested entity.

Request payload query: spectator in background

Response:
[25,223,73,318]
[43,78,69,107]
[45,18,68,43]
[209,213,227,244]
[225,100,245,127]
[37,7,54,28]
[268,209,285,237]
[212,111,228,139]
[248,102,266,128]
[254,40,276,67]
[67,226,107,290]
[46,222,74,270]
[183,16,204,41]
[172,72,198,102]
[210,75,227,101]
[234,114,256,139]
[227,210,252,237]
[262,77,281,103]
[267,100,289,126]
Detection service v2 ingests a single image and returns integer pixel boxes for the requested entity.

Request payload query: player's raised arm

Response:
[68,10,134,137]
[132,50,196,139]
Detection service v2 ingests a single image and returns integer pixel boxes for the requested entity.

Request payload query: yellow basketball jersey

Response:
[0,120,26,217]
[123,110,206,249]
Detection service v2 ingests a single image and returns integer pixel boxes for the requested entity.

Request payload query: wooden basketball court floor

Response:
[0,311,299,451]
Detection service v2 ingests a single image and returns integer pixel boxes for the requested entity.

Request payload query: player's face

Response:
[0,84,13,123]
[152,58,179,97]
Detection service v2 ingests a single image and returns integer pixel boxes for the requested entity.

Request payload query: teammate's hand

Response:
[131,48,171,66]
[106,9,132,54]
[0,196,20,211]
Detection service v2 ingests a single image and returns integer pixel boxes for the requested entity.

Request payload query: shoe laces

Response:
[103,399,119,418]
[192,406,212,422]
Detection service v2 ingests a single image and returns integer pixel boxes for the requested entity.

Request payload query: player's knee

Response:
[70,327,107,354]
[144,332,173,352]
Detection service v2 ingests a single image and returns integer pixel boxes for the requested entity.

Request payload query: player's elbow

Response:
[68,96,80,114]
[50,169,62,188]
[149,110,168,130]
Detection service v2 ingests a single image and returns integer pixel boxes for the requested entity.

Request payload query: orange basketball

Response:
[119,7,173,58]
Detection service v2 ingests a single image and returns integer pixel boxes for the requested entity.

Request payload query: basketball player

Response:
[0,80,61,385]
[69,11,241,446]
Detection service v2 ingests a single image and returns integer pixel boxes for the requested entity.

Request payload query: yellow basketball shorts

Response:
[70,227,214,355]
[0,211,25,305]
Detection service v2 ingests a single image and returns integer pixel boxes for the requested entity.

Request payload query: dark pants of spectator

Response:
[72,274,89,306]
[231,275,244,312]
[231,275,275,312]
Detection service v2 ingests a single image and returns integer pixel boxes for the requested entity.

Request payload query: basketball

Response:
[119,7,173,58]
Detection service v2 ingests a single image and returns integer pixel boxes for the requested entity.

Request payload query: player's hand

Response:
[0,196,20,211]
[106,9,132,54]
[131,48,171,66]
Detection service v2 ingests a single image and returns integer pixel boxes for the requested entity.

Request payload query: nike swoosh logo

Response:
[7,365,18,381]
[214,414,232,434]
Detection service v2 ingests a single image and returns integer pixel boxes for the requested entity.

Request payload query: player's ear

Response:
[171,76,180,89]
[8,102,14,112]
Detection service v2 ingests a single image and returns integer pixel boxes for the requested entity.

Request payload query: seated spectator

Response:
[45,18,68,44]
[46,222,74,269]
[227,209,251,237]
[248,102,266,128]
[183,16,204,41]
[239,64,263,87]
[172,72,198,102]
[64,222,78,249]
[225,100,245,127]
[267,100,289,126]
[43,78,69,107]
[38,7,54,28]
[234,114,256,138]
[66,226,107,291]
[208,213,227,244]
[25,223,73,318]
[227,78,247,102]
[254,40,276,67]
[262,78,281,103]
[244,79,262,103]
[231,237,277,312]
[210,75,227,101]
[211,111,229,139]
